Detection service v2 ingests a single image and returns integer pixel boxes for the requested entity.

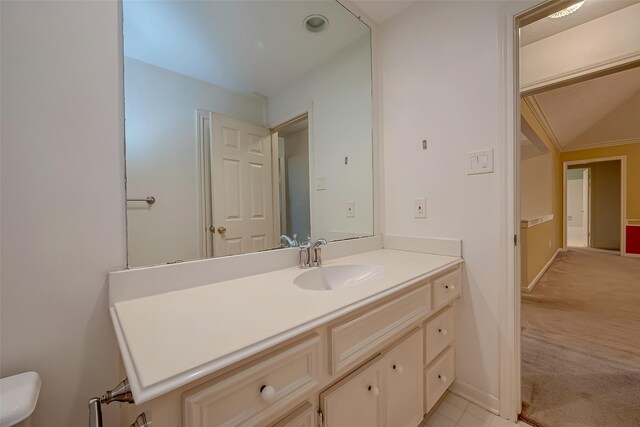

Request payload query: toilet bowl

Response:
[0,372,41,427]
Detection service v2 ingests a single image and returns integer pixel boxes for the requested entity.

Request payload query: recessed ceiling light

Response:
[304,15,329,33]
[548,1,585,19]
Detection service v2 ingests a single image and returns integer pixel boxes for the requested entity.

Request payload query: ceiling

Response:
[520,0,639,46]
[527,65,640,151]
[123,1,369,97]
[350,0,416,24]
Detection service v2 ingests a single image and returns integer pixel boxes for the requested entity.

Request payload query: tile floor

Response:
[423,392,532,427]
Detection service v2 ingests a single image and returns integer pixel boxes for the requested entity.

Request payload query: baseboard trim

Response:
[449,379,500,415]
[521,248,561,293]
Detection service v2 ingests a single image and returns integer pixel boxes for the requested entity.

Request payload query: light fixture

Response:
[304,14,329,33]
[548,1,585,18]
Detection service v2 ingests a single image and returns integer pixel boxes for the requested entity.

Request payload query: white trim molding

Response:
[450,380,500,415]
[521,248,561,293]
[520,214,553,229]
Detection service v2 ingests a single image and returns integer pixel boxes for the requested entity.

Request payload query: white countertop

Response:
[111,249,462,403]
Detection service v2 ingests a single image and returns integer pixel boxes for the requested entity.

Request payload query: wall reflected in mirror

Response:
[123,0,373,267]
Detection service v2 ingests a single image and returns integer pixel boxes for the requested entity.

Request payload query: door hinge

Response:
[514,234,518,246]
[317,410,324,427]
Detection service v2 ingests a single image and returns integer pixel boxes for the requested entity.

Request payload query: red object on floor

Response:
[627,225,640,254]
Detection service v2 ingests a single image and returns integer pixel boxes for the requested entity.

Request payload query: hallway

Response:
[521,249,640,426]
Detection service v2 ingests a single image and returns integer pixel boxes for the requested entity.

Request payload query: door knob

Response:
[209,226,215,233]
[217,226,227,234]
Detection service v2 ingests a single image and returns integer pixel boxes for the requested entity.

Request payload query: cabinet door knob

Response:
[367,385,380,397]
[445,284,454,290]
[217,226,227,234]
[438,328,448,336]
[392,364,404,374]
[259,385,276,402]
[438,374,448,383]
[208,226,216,233]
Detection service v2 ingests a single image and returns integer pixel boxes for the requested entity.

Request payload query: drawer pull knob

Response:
[438,374,448,383]
[367,385,380,397]
[445,284,455,290]
[438,328,448,336]
[392,364,404,374]
[259,385,276,402]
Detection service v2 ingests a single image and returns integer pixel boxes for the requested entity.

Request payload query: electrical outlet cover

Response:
[415,198,426,218]
[346,201,355,218]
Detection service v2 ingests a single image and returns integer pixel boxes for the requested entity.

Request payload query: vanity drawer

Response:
[330,284,431,375]
[424,306,454,365]
[433,269,461,309]
[183,335,321,427]
[424,346,455,412]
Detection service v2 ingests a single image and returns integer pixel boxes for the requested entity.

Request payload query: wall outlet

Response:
[346,201,355,218]
[414,198,427,218]
[316,176,327,191]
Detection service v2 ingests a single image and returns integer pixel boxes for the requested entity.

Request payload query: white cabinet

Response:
[271,402,316,427]
[321,328,424,427]
[183,335,321,427]
[320,356,384,427]
[329,284,431,375]
[425,306,454,365]
[424,346,455,412]
[385,329,424,427]
[178,266,462,427]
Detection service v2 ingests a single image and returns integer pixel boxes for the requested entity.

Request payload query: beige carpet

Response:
[521,249,640,427]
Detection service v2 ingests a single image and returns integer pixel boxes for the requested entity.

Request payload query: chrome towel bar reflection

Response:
[126,196,156,205]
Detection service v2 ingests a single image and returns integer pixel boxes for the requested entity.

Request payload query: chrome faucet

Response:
[312,239,328,266]
[298,238,328,268]
[280,234,298,248]
[298,240,313,268]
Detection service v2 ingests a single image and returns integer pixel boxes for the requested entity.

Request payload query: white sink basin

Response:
[294,264,385,291]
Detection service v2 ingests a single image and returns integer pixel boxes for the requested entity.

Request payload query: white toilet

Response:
[0,372,41,427]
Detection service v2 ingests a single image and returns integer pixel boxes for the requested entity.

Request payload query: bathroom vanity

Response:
[109,238,463,426]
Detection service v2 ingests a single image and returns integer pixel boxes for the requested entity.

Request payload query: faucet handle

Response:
[313,238,328,248]
[299,240,313,249]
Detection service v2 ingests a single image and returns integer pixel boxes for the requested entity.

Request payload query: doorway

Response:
[272,114,312,244]
[563,157,625,254]
[566,167,589,247]
[507,1,640,424]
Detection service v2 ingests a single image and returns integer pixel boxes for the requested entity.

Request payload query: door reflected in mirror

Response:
[123,0,373,267]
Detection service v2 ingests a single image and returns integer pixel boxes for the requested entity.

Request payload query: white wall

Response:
[268,36,373,241]
[283,129,311,240]
[521,153,554,219]
[1,1,125,425]
[381,1,509,408]
[124,58,265,267]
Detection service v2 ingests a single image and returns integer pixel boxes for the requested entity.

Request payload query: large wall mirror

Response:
[123,0,373,267]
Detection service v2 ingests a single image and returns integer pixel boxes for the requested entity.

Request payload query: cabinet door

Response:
[272,402,315,427]
[386,329,424,427]
[320,356,383,427]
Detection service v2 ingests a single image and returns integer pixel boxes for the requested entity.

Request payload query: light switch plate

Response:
[467,149,494,175]
[346,201,355,218]
[414,198,427,218]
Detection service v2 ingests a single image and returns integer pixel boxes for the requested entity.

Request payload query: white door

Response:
[210,113,273,257]
[582,168,590,247]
